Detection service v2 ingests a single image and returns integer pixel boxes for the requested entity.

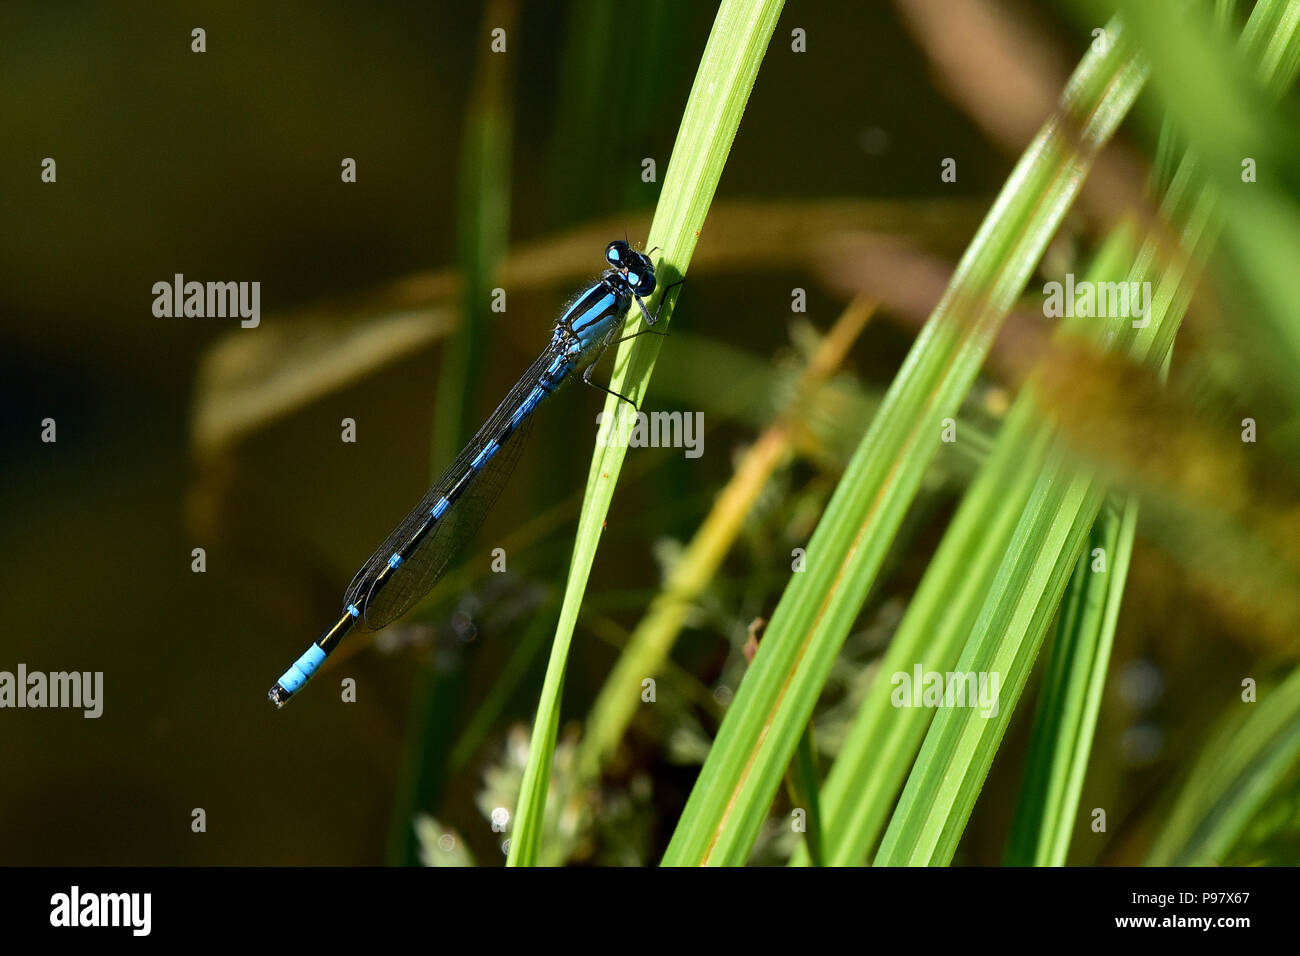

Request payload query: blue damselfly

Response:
[268,241,681,707]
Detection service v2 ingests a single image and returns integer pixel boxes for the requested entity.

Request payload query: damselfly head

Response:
[605,240,657,296]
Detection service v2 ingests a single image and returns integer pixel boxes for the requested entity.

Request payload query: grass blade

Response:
[812,0,1300,868]
[507,0,787,867]
[1147,664,1300,864]
[576,300,876,784]
[663,16,1146,868]
[1003,495,1138,865]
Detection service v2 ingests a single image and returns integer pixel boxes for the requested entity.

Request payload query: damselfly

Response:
[268,241,682,707]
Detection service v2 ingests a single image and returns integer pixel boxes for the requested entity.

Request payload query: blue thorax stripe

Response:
[562,287,616,333]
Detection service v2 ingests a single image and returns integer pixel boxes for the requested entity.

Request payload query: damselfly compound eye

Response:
[605,240,631,269]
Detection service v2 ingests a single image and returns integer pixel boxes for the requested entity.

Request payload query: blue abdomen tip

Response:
[276,644,327,693]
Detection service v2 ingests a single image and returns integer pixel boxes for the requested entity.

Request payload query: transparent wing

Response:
[341,349,556,630]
